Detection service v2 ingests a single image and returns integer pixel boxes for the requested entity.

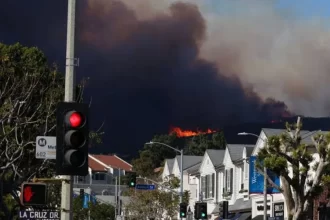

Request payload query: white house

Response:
[198,149,225,219]
[213,145,254,220]
[161,155,203,218]
[162,158,175,180]
[250,128,322,220]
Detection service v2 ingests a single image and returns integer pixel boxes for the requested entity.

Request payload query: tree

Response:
[124,176,190,219]
[184,132,226,155]
[132,133,178,177]
[73,197,115,220]
[257,117,330,220]
[0,43,104,218]
[0,43,65,218]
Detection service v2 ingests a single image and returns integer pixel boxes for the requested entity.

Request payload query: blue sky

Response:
[202,0,330,19]
[275,0,330,18]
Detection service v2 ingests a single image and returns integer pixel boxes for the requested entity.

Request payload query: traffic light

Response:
[56,102,89,176]
[20,182,47,206]
[80,188,84,199]
[127,172,137,187]
[199,202,207,219]
[219,201,228,219]
[194,203,199,219]
[179,203,187,218]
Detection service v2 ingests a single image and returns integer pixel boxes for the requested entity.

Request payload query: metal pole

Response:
[119,168,121,216]
[180,149,183,219]
[263,166,267,220]
[115,177,117,218]
[61,0,76,219]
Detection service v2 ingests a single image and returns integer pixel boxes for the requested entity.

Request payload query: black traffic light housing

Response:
[127,172,137,187]
[56,102,89,176]
[219,201,228,219]
[20,182,47,206]
[179,203,187,218]
[194,203,199,219]
[199,202,207,219]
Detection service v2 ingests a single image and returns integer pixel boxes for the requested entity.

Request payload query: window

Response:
[244,160,248,179]
[225,168,233,193]
[93,173,105,180]
[201,173,215,199]
[241,165,244,188]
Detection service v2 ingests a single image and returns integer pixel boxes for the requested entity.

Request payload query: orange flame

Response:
[170,126,217,137]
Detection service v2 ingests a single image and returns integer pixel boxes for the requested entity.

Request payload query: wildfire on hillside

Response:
[170,126,217,137]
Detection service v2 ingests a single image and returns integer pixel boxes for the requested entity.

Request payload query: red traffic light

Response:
[66,111,84,128]
[21,183,47,206]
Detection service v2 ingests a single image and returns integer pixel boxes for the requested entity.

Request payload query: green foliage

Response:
[184,132,226,155]
[73,197,115,220]
[185,132,226,156]
[163,176,180,189]
[183,190,190,204]
[125,188,179,219]
[0,42,104,218]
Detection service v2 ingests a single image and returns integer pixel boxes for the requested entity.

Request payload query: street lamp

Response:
[146,141,184,215]
[238,132,268,220]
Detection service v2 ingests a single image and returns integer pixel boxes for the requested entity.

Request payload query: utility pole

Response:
[61,0,76,219]
[263,166,267,220]
[118,168,121,216]
[115,177,117,217]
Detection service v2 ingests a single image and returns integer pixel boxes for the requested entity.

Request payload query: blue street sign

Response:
[136,184,156,190]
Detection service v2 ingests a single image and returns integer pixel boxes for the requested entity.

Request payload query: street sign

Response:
[136,184,156,190]
[36,136,56,159]
[19,210,60,219]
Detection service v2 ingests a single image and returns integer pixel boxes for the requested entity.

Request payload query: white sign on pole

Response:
[36,136,56,159]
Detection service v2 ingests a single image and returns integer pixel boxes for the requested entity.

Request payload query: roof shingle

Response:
[205,149,225,166]
[227,144,254,162]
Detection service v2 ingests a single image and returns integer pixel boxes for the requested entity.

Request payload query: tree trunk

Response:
[292,207,305,220]
[280,177,295,219]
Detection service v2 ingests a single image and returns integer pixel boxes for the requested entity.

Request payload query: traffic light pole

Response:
[61,0,76,219]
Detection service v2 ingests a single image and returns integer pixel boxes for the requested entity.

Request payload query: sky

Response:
[197,0,330,20]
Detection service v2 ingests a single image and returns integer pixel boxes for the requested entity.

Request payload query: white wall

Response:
[188,174,199,212]
[162,160,171,180]
[199,152,216,215]
[221,149,236,205]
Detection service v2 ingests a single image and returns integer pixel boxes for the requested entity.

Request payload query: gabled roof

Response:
[227,144,254,162]
[261,128,323,145]
[176,155,203,172]
[166,158,175,174]
[205,149,225,167]
[246,146,254,157]
[185,162,201,174]
[88,154,132,172]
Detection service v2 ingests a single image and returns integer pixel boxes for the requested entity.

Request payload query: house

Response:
[197,149,225,219]
[209,145,253,220]
[161,155,203,218]
[74,154,133,197]
[162,158,175,180]
[250,128,322,220]
[170,155,204,192]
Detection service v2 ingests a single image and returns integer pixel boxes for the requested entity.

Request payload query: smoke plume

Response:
[77,0,291,125]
